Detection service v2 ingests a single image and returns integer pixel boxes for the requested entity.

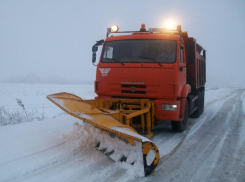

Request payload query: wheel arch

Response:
[181,84,191,98]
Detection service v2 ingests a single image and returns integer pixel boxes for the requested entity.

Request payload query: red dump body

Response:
[184,35,206,89]
[95,31,206,122]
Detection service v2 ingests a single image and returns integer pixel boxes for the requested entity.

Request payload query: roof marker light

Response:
[140,23,146,32]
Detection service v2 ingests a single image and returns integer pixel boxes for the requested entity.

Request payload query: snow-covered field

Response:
[0,83,96,125]
[0,84,245,182]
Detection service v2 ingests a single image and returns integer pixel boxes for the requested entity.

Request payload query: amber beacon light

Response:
[140,23,146,31]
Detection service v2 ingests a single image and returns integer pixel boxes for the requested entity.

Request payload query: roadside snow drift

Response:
[67,122,145,177]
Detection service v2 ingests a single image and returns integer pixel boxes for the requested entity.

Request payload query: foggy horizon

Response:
[1,0,245,88]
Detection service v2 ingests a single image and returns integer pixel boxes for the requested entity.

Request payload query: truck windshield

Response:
[101,40,176,63]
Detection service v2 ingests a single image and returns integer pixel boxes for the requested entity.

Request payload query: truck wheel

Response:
[191,92,202,118]
[171,99,189,132]
[201,90,205,114]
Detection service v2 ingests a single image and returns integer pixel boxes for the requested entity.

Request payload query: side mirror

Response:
[92,39,104,65]
[92,46,98,64]
[92,46,98,52]
[92,52,96,64]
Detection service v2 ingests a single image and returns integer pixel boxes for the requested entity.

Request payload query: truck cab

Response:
[92,24,206,132]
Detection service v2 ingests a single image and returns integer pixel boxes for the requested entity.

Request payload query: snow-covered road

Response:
[0,85,244,182]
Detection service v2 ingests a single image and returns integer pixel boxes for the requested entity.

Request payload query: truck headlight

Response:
[162,104,177,111]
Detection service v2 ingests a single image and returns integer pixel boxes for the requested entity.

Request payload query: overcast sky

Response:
[1,0,245,87]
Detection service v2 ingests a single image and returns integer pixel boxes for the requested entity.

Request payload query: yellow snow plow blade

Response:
[47,92,159,176]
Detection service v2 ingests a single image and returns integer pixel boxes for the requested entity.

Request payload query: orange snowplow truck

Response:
[93,24,206,132]
[47,24,206,176]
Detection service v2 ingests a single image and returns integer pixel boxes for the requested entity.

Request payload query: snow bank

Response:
[67,122,145,177]
[0,116,79,182]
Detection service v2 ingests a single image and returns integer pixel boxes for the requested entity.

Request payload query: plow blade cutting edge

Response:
[47,92,159,176]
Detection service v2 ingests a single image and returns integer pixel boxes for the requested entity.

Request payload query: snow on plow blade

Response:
[47,92,159,176]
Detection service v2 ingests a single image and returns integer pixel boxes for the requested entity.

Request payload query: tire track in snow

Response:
[151,88,239,165]
[159,94,236,181]
[132,88,245,182]
[205,89,245,182]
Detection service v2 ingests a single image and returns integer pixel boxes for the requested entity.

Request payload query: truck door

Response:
[178,45,187,91]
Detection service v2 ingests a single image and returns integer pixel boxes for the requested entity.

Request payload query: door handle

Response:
[180,66,186,71]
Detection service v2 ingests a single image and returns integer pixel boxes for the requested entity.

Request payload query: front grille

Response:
[121,85,146,88]
[122,90,146,94]
[121,84,146,94]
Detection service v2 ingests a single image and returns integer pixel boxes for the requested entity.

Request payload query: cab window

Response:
[180,47,184,63]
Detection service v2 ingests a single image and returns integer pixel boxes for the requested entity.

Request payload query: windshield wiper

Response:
[105,58,124,66]
[138,56,162,67]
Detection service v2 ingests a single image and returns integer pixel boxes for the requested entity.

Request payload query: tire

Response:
[171,99,189,132]
[201,90,205,114]
[191,91,202,118]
